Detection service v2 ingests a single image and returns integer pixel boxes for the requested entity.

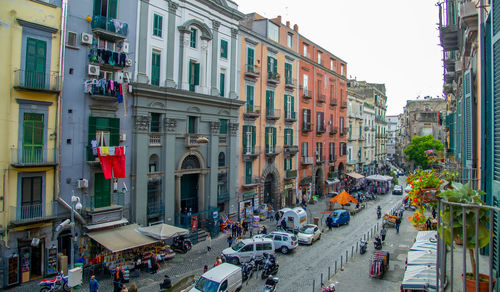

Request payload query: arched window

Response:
[181,155,200,169]
[218,152,225,167]
[149,154,159,172]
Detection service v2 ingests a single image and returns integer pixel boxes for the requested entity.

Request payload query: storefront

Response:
[283,182,296,207]
[239,192,258,222]
[346,172,366,191]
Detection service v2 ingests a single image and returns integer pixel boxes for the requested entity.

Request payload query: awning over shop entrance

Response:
[326,179,340,185]
[346,172,364,179]
[87,224,159,253]
[138,224,189,240]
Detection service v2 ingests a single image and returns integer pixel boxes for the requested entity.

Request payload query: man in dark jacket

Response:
[113,267,124,292]
[160,274,172,290]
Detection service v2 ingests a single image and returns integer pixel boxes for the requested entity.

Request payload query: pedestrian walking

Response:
[89,275,99,292]
[326,215,333,231]
[214,256,223,266]
[129,283,137,292]
[395,217,401,234]
[113,267,124,292]
[280,218,287,231]
[151,254,158,274]
[206,233,212,252]
[426,218,432,230]
[227,235,233,247]
[237,224,242,238]
[242,221,248,235]
[380,226,387,242]
[231,223,236,237]
[160,275,172,290]
[203,265,208,273]
[275,211,280,225]
[249,224,253,238]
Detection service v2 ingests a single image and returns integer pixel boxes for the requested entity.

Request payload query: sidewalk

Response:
[326,207,418,291]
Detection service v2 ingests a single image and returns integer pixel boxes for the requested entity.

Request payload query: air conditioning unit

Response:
[77,179,88,189]
[120,133,126,142]
[88,64,100,76]
[81,33,93,45]
[125,59,132,67]
[122,42,129,53]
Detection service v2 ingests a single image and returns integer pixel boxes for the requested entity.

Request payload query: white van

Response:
[189,263,242,292]
[221,237,275,265]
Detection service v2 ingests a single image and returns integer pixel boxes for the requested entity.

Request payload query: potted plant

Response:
[438,182,494,291]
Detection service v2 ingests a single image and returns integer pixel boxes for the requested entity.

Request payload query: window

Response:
[88,116,120,160]
[241,244,253,252]
[284,128,293,146]
[265,127,276,153]
[316,112,324,132]
[25,38,47,89]
[22,113,44,163]
[329,142,335,161]
[21,176,43,218]
[188,116,197,134]
[303,74,308,91]
[220,39,228,58]
[302,142,309,157]
[340,117,345,133]
[219,280,228,292]
[246,47,255,71]
[218,152,225,167]
[284,63,292,84]
[93,0,117,19]
[151,51,161,86]
[189,60,200,92]
[268,22,279,42]
[219,119,228,135]
[317,52,322,64]
[219,72,225,97]
[303,43,308,57]
[149,154,159,172]
[190,28,197,48]
[246,85,254,112]
[153,14,163,37]
[341,64,345,76]
[287,33,293,48]
[266,90,274,115]
[267,56,277,75]
[316,142,323,159]
[330,59,334,71]
[150,113,161,132]
[284,157,292,171]
[285,94,295,119]
[245,161,252,184]
[303,109,311,130]
[242,125,256,154]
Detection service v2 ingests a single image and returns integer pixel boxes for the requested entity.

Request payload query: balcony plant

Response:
[438,182,493,291]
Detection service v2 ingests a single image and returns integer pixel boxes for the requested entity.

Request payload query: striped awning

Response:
[407,250,437,266]
[401,264,437,290]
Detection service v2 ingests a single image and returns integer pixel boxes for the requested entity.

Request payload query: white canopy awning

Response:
[138,223,189,240]
[326,179,340,185]
[346,172,365,179]
[87,224,158,253]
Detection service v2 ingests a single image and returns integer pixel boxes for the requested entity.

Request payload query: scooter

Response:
[39,271,70,292]
[242,257,257,281]
[264,277,279,292]
[360,239,367,254]
[261,254,279,279]
[374,235,382,250]
[172,236,192,253]
[322,283,336,292]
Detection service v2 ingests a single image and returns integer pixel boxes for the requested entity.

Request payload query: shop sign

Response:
[191,216,198,231]
[242,192,255,199]
[212,211,218,219]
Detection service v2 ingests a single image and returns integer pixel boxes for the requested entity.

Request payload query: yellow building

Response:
[238,14,300,215]
[0,0,62,286]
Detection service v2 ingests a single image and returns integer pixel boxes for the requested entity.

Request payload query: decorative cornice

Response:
[212,20,221,31]
[229,122,239,136]
[16,99,53,106]
[231,28,238,38]
[210,121,220,134]
[267,47,278,55]
[164,118,177,131]
[167,0,179,12]
[285,55,295,62]
[16,18,58,34]
[245,37,259,46]
[135,115,150,131]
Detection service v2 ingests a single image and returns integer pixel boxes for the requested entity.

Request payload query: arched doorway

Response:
[261,165,281,210]
[264,174,275,207]
[180,155,201,213]
[314,167,324,197]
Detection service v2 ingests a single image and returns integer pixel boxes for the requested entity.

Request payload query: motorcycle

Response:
[360,239,367,254]
[322,283,336,292]
[374,235,382,250]
[261,254,279,279]
[172,235,192,253]
[264,277,279,292]
[242,258,257,281]
[39,271,70,292]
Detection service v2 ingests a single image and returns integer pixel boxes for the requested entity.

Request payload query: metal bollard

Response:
[356,241,359,253]
[346,250,348,262]
[352,246,354,257]
[312,279,315,292]
[335,260,337,273]
[341,255,343,267]
[328,266,331,279]
[364,233,366,241]
[321,273,323,286]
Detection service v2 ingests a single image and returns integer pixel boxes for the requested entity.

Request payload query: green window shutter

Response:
[272,127,277,147]
[252,126,256,147]
[290,129,293,146]
[190,28,197,48]
[247,48,254,71]
[245,161,252,183]
[219,73,225,97]
[246,85,254,111]
[219,119,228,135]
[189,60,193,85]
[153,14,162,37]
[109,118,120,146]
[151,52,160,86]
[194,63,200,85]
[267,56,271,73]
[108,0,117,19]
[25,38,47,89]
[93,0,102,16]
[273,57,278,73]
[242,125,248,149]
[265,127,269,149]
[220,40,228,58]
[284,95,288,116]
[22,113,44,163]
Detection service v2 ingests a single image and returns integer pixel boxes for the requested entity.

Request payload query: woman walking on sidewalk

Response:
[206,233,212,252]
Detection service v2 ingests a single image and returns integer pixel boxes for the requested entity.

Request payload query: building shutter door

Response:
[108,0,117,19]
[247,48,254,70]
[242,125,248,151]
[25,38,46,89]
[252,126,256,149]
[194,63,200,85]
[272,127,276,149]
[464,69,473,167]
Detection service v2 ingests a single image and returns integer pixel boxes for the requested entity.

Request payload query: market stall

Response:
[401,264,437,292]
[369,251,390,279]
[138,224,189,240]
[406,250,437,266]
[366,175,393,194]
[328,191,359,211]
[345,172,366,191]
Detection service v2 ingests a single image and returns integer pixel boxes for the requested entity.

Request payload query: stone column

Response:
[136,1,149,83]
[133,115,150,226]
[228,122,239,214]
[229,28,238,98]
[210,20,220,96]
[165,1,178,88]
[200,39,209,94]
[164,118,177,224]
[175,175,181,214]
[198,173,205,211]
[179,31,191,90]
[209,122,220,209]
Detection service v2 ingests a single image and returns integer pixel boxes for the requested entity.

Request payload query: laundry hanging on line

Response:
[97,146,126,179]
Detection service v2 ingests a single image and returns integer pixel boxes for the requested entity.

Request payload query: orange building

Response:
[297,35,347,199]
[237,14,300,214]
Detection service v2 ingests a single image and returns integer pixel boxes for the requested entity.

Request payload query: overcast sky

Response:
[236,0,444,115]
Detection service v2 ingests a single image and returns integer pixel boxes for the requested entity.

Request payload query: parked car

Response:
[297,224,321,245]
[190,263,242,292]
[255,231,298,254]
[330,209,350,226]
[222,238,275,265]
[393,185,403,195]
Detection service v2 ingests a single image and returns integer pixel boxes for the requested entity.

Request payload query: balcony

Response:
[359,135,366,141]
[245,64,261,78]
[83,191,125,212]
[329,126,338,136]
[285,169,298,180]
[9,201,58,225]
[316,124,326,135]
[217,192,230,203]
[301,156,313,165]
[243,177,260,188]
[460,1,478,31]
[267,71,280,85]
[328,171,338,179]
[244,105,261,119]
[315,154,325,164]
[149,134,161,146]
[91,15,128,40]
[147,202,165,219]
[85,78,122,102]
[285,77,297,90]
[302,88,312,100]
[364,125,370,131]
[440,24,459,51]
[284,111,297,122]
[266,108,281,120]
[265,145,281,157]
[242,146,260,161]
[317,93,326,103]
[348,136,357,141]
[444,56,456,72]
[347,159,357,165]
[330,97,338,106]
[11,147,57,168]
[340,101,347,108]
[284,145,299,156]
[13,69,60,93]
[329,155,337,163]
[302,122,313,132]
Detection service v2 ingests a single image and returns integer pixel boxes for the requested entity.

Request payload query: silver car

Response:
[297,224,321,245]
[257,231,298,254]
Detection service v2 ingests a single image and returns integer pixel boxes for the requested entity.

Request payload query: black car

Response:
[392,185,403,195]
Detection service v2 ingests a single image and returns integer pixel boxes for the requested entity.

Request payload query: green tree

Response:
[404,135,443,168]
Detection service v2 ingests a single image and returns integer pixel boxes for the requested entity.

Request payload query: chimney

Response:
[286,21,290,27]
[277,15,282,23]
[293,24,299,32]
